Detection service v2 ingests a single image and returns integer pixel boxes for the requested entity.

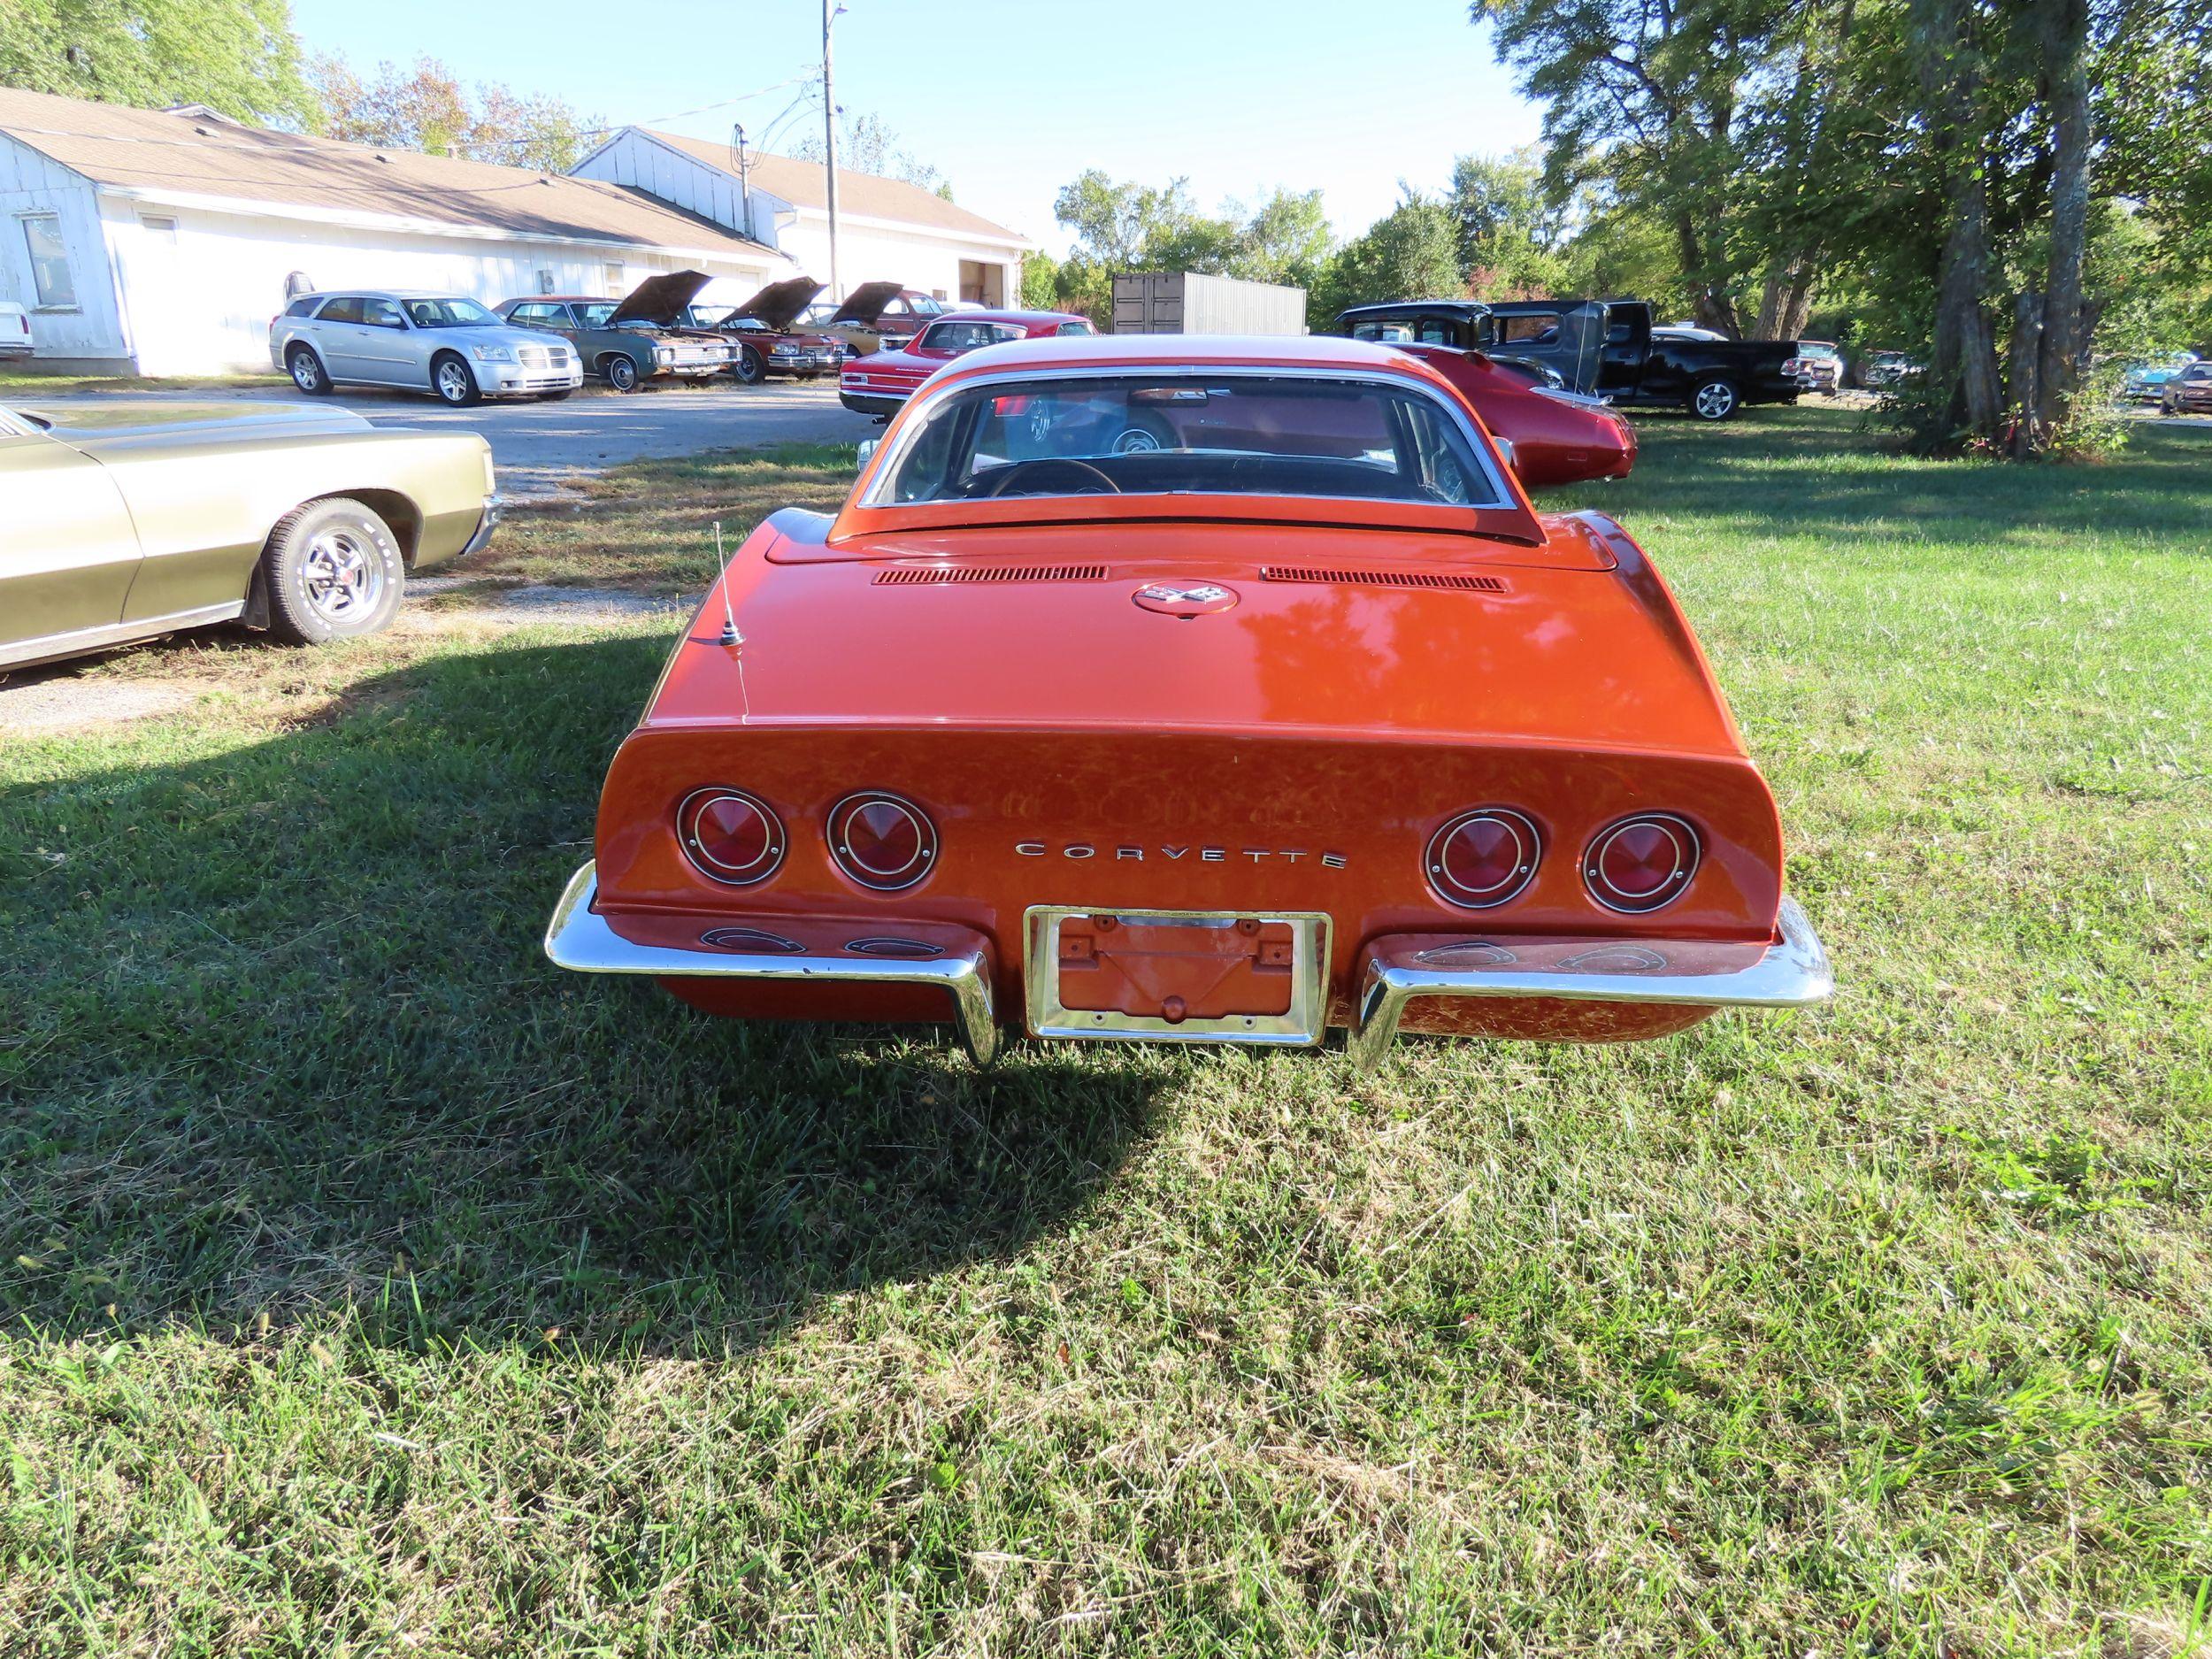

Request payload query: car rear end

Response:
[555,518,1820,1067]
[840,351,926,417]
[0,301,31,358]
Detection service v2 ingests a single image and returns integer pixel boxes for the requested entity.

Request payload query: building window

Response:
[20,215,76,310]
[603,262,625,296]
[140,215,179,242]
[535,269,555,295]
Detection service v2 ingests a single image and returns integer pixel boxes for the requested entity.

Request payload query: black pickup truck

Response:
[1337,298,1808,420]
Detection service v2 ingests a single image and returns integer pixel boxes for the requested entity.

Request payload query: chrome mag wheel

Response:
[301,527,385,624]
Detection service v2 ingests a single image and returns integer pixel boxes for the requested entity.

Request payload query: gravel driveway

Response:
[18,380,879,499]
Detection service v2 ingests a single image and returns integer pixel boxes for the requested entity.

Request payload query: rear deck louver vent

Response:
[1261,565,1509,594]
[874,564,1112,586]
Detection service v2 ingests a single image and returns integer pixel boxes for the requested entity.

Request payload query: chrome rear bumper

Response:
[542,863,1000,1064]
[1347,896,1832,1072]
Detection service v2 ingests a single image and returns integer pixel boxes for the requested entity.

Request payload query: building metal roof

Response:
[0,87,779,257]
[636,128,1029,247]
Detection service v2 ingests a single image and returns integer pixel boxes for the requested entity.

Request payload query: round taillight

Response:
[1584,813,1701,913]
[676,787,785,886]
[827,791,937,891]
[1425,807,1540,910]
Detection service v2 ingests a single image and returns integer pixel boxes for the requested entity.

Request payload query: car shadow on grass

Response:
[0,634,1173,1357]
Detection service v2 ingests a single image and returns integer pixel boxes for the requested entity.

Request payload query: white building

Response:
[0,87,794,374]
[572,128,1030,311]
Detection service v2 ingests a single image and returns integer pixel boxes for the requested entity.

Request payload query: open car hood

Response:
[607,270,714,328]
[828,280,906,327]
[735,277,826,333]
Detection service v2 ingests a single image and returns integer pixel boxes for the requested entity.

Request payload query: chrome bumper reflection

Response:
[461,495,502,557]
[1348,895,1833,1073]
[542,862,1000,1064]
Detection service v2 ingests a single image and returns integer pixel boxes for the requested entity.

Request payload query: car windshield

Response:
[871,373,1501,508]
[404,297,499,327]
[1799,343,1839,358]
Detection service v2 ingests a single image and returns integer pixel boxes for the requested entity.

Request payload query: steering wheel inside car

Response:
[977,457,1121,496]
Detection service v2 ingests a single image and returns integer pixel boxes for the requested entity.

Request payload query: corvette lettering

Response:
[1017,841,1347,868]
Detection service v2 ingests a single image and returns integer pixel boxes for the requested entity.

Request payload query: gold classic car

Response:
[1,399,497,671]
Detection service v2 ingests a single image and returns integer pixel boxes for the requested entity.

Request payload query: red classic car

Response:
[840,309,1096,418]
[1388,344,1638,488]
[546,335,1830,1069]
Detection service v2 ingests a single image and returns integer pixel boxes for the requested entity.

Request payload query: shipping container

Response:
[1110,272,1306,336]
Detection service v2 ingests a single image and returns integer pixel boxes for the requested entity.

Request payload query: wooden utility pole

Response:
[822,0,841,301]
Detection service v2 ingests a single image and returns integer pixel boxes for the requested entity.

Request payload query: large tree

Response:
[1449,149,1571,297]
[1477,0,2212,454]
[1042,173,1335,323]
[1,0,314,127]
[794,111,949,196]
[1308,193,1462,326]
[307,56,595,173]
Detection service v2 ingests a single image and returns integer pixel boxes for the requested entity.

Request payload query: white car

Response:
[0,301,31,358]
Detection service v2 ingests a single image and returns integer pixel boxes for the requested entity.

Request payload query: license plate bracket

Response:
[1023,906,1331,1046]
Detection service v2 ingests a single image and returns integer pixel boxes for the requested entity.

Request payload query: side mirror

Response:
[856,437,879,471]
[1492,435,1518,477]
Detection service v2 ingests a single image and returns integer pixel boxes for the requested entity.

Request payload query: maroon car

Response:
[684,278,845,384]
[804,282,951,357]
[840,309,1095,418]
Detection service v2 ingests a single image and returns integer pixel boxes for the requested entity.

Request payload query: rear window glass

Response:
[315,296,364,324]
[285,295,319,317]
[871,374,1499,508]
[923,319,1026,354]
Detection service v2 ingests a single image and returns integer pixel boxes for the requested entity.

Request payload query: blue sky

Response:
[288,0,1547,253]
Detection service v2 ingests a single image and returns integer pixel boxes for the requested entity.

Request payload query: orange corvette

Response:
[546,335,1830,1068]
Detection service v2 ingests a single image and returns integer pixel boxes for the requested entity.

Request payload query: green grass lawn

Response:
[3,406,2208,1656]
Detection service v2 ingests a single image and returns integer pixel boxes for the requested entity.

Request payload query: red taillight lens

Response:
[1425,808,1540,910]
[1584,813,1700,913]
[676,787,785,886]
[827,791,937,891]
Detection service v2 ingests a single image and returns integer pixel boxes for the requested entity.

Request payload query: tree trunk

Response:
[1914,0,2003,446]
[2009,289,2043,457]
[1778,277,1817,342]
[2033,0,2093,434]
[1751,265,1818,340]
[1932,155,2004,439]
[1678,216,1740,336]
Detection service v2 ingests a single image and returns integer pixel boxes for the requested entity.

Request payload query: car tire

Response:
[432,352,482,407]
[1109,412,1177,454]
[602,354,641,393]
[1689,376,1740,421]
[732,346,766,385]
[260,497,406,647]
[287,345,333,396]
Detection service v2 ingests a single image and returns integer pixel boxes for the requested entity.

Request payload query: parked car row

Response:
[1339,298,1809,420]
[267,272,945,404]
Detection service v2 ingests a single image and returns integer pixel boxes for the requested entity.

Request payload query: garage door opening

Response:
[959,260,1004,306]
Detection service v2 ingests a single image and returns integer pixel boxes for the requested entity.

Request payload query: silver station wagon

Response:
[270,291,584,406]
